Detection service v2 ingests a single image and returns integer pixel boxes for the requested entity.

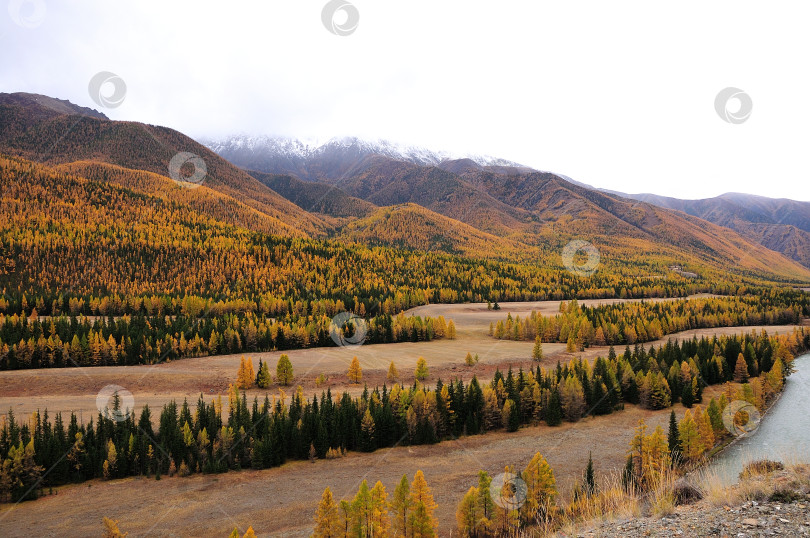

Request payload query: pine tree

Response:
[643,425,670,487]
[391,474,411,537]
[276,354,294,386]
[680,382,694,408]
[560,375,586,421]
[338,500,352,537]
[256,360,272,388]
[347,356,363,384]
[387,361,398,383]
[584,451,595,496]
[242,527,257,538]
[629,419,647,486]
[360,409,375,452]
[622,455,636,491]
[668,410,681,465]
[408,470,438,537]
[707,397,724,434]
[447,320,457,340]
[532,336,543,361]
[414,357,429,381]
[503,399,520,432]
[545,388,563,426]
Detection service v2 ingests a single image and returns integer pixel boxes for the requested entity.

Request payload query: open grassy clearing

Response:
[0,293,801,535]
[0,295,798,420]
[0,391,728,537]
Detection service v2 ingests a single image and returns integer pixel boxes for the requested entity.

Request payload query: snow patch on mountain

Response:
[202,135,525,169]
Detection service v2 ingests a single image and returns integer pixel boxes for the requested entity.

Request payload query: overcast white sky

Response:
[2,1,809,201]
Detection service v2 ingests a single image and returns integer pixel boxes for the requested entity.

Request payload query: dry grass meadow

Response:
[0,296,801,536]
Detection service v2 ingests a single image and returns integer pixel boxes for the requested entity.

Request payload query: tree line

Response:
[1,328,804,503]
[0,309,454,370]
[491,292,808,348]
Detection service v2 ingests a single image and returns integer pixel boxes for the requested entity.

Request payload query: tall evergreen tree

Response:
[584,451,595,496]
[668,410,681,465]
[256,360,272,389]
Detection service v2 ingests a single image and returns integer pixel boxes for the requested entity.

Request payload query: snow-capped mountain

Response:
[201,135,529,181]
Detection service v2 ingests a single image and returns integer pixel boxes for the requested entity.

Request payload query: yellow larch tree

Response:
[678,409,703,462]
[313,487,340,537]
[523,452,557,524]
[408,470,438,537]
[387,361,399,383]
[390,474,411,537]
[370,480,391,537]
[347,356,363,384]
[455,486,479,537]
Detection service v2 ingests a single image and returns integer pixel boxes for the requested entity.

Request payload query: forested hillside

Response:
[1,154,740,370]
[3,92,810,284]
[0,93,326,237]
[625,192,810,269]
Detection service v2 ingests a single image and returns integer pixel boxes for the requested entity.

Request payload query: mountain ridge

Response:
[202,134,529,182]
[0,92,327,238]
[616,191,810,268]
[3,92,810,283]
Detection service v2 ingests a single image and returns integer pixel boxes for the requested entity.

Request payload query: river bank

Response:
[702,353,810,485]
[575,464,810,537]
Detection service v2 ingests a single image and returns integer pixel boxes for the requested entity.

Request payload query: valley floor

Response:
[0,396,709,537]
[0,294,753,420]
[0,297,803,536]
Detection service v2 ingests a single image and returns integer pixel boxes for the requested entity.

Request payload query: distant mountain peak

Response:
[0,92,108,120]
[201,134,528,181]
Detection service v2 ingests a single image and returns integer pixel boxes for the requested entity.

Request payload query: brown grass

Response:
[0,403,685,537]
[0,299,802,536]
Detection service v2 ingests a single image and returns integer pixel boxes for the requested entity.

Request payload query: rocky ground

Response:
[576,499,810,537]
[572,466,810,537]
